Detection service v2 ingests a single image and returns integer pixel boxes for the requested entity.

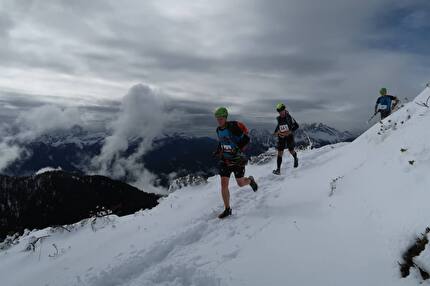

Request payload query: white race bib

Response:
[221,144,234,152]
[378,104,388,110]
[279,124,289,132]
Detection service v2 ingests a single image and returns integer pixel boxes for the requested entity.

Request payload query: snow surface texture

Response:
[1,88,430,286]
[34,166,63,175]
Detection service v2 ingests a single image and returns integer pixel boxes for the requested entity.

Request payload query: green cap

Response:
[276,103,286,112]
[214,107,228,118]
[380,88,387,96]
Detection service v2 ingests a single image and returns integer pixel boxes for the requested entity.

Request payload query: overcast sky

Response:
[1,0,429,136]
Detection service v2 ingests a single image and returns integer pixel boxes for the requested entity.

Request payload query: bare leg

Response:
[220,176,230,209]
[276,150,284,170]
[289,149,296,157]
[289,149,298,168]
[236,177,250,187]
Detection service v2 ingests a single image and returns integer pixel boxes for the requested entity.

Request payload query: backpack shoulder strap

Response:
[226,121,250,149]
[226,121,240,136]
[236,121,249,135]
[227,121,249,136]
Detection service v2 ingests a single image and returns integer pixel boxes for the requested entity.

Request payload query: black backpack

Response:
[291,117,299,131]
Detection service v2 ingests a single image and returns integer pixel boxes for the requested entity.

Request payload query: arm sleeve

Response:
[392,96,399,105]
[237,134,250,150]
[229,121,250,150]
[375,98,380,110]
[216,142,221,152]
[291,117,299,132]
[274,117,280,133]
[286,114,294,130]
[214,128,221,152]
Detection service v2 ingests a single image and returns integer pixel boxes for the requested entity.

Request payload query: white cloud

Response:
[0,84,172,193]
[0,141,21,172]
[15,105,83,141]
[0,104,85,172]
[91,83,172,192]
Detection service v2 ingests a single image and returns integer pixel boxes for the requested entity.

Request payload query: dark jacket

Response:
[375,95,398,114]
[274,113,299,136]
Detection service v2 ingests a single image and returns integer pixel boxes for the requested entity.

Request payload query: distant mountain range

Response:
[250,123,355,149]
[3,123,355,188]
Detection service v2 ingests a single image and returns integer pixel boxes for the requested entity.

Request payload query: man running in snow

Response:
[213,107,258,219]
[375,88,399,120]
[273,103,299,175]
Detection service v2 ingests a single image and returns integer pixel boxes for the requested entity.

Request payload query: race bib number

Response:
[378,104,388,110]
[279,124,289,132]
[221,144,234,152]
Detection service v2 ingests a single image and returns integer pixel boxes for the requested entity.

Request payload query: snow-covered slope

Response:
[1,88,430,286]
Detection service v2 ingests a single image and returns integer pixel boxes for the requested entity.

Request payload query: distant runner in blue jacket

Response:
[375,88,399,120]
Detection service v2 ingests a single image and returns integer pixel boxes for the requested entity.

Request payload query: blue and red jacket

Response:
[215,121,250,161]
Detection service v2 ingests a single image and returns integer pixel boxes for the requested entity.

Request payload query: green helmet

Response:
[214,107,228,118]
[276,103,286,112]
[380,87,387,96]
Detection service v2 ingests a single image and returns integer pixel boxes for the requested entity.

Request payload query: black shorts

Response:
[277,135,295,151]
[380,110,391,119]
[219,162,245,178]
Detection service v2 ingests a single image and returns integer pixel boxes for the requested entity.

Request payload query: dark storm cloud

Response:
[0,95,45,109]
[248,98,332,113]
[0,0,429,134]
[231,53,336,76]
[0,0,341,79]
[166,99,230,115]
[81,104,120,115]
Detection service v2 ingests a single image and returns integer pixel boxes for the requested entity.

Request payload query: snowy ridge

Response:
[36,125,105,148]
[0,88,430,285]
[250,123,355,149]
[32,123,351,150]
[34,166,63,175]
[297,122,354,143]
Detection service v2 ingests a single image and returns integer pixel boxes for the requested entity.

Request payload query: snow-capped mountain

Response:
[249,123,356,149]
[3,126,105,177]
[4,123,354,188]
[296,122,355,146]
[0,87,429,285]
[35,125,106,148]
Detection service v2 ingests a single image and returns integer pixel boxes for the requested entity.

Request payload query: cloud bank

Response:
[91,84,172,193]
[0,0,429,133]
[0,104,84,172]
